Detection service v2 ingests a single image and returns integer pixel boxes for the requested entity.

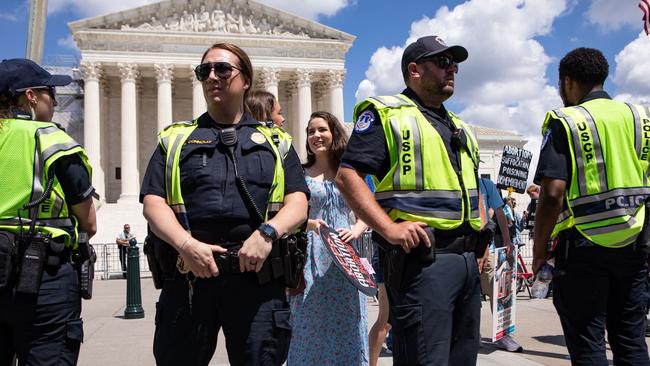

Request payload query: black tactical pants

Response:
[0,262,83,366]
[153,271,291,366]
[553,241,649,366]
[386,251,481,366]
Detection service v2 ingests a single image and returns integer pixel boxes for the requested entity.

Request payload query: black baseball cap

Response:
[0,58,71,95]
[401,36,468,74]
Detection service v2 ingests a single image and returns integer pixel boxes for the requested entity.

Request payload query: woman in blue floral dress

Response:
[288,111,369,365]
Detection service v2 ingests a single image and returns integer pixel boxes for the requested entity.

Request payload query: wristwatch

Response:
[258,223,279,241]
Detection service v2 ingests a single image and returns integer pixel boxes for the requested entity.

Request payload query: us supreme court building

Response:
[64,0,526,243]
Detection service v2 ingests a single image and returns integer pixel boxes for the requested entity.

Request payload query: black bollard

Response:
[124,238,145,319]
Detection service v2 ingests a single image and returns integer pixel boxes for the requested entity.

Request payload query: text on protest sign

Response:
[496,146,532,194]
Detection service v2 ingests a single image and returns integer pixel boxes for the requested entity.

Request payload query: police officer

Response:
[533,47,650,366]
[337,35,482,365]
[245,89,285,128]
[140,43,309,366]
[0,59,97,365]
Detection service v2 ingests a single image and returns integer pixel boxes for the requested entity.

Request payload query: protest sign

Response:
[319,226,377,296]
[492,246,518,342]
[496,146,533,194]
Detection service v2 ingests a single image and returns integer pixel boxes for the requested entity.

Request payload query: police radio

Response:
[220,127,265,222]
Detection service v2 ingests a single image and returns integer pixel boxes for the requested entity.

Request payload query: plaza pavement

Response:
[78,278,648,365]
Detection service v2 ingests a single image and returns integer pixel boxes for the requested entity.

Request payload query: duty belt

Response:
[433,232,478,254]
[214,251,243,274]
[211,243,283,285]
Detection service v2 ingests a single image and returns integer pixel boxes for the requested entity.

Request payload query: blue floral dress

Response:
[288,176,369,365]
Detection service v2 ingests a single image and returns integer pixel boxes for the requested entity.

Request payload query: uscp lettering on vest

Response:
[401,128,412,175]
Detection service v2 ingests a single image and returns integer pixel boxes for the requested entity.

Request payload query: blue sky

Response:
[1,0,649,158]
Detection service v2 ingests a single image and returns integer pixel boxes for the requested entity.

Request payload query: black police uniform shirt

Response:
[533,90,612,244]
[55,154,95,205]
[341,87,475,235]
[140,112,310,243]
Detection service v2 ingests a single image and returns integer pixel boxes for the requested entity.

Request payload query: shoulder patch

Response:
[354,110,375,134]
[541,129,551,150]
[250,132,266,144]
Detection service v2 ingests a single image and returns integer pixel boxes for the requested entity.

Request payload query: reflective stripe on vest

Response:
[375,190,463,220]
[554,107,607,195]
[627,102,650,185]
[0,217,74,228]
[164,126,192,231]
[389,116,423,190]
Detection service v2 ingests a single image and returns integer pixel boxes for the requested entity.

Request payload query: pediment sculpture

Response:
[118,3,315,39]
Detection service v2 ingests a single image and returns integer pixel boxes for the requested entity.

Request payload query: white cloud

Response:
[355,79,376,102]
[586,0,644,32]
[355,0,566,136]
[613,34,650,103]
[48,0,351,20]
[356,46,404,99]
[354,0,571,176]
[0,12,18,22]
[257,0,352,19]
[57,35,79,52]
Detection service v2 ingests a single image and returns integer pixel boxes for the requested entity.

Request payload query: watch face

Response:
[260,224,276,240]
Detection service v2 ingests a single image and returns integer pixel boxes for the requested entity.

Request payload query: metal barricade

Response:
[92,243,151,280]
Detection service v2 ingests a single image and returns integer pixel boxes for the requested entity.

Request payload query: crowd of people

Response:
[1,35,649,366]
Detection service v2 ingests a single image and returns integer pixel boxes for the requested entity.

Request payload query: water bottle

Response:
[531,263,553,299]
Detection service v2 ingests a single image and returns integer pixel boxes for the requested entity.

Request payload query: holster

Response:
[144,231,178,289]
[73,242,96,300]
[284,232,308,289]
[256,232,308,288]
[372,231,410,291]
[0,231,16,291]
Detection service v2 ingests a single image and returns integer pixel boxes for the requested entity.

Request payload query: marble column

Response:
[259,67,280,98]
[191,65,206,119]
[295,69,312,161]
[154,64,174,132]
[79,61,104,201]
[328,70,346,123]
[118,63,139,201]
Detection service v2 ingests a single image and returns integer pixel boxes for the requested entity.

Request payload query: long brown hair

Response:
[303,111,348,168]
[200,43,254,104]
[0,92,27,121]
[245,90,276,121]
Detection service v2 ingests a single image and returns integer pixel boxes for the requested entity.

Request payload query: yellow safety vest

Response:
[0,119,92,249]
[543,99,650,247]
[157,120,290,232]
[354,94,482,231]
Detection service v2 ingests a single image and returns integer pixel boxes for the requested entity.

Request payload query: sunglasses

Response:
[194,62,242,81]
[39,86,56,101]
[16,86,56,101]
[418,55,458,72]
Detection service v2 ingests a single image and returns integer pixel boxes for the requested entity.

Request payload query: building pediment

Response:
[68,0,354,42]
